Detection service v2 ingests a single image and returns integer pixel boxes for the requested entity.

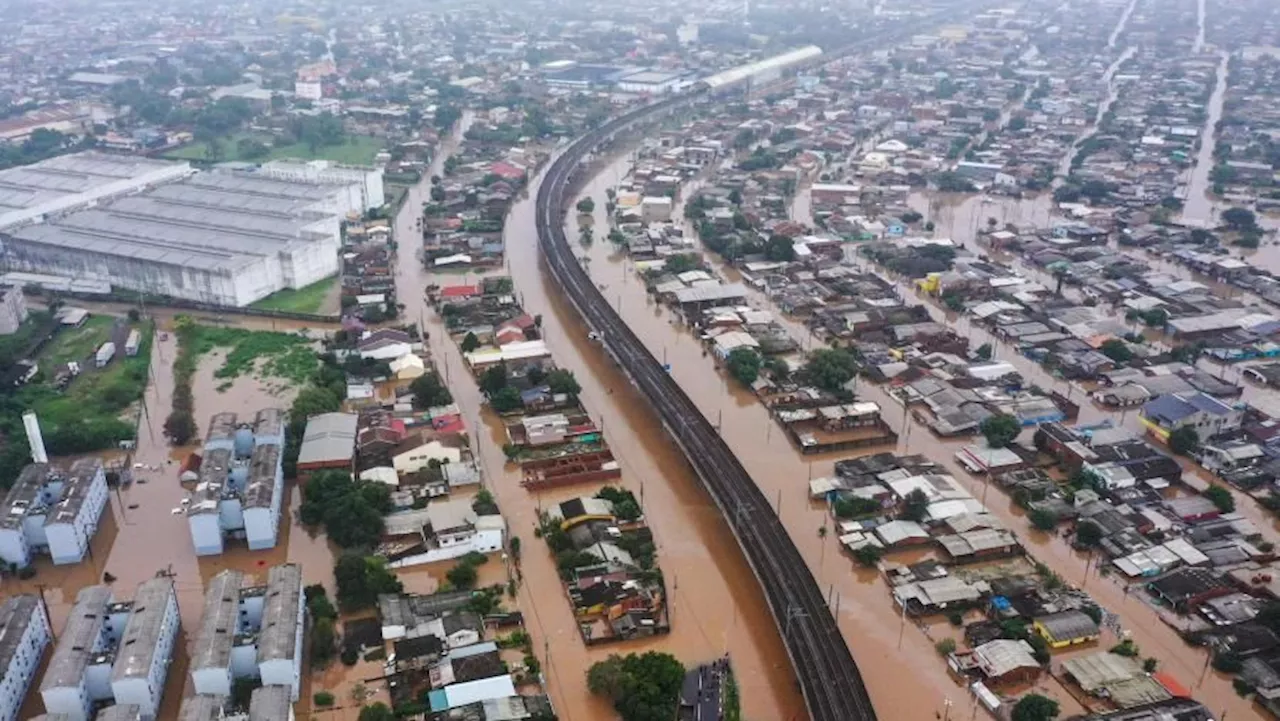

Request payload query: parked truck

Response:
[124,329,141,357]
[96,341,116,368]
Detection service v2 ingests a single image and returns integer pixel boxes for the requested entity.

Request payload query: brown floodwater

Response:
[392,127,808,719]
[512,142,1278,719]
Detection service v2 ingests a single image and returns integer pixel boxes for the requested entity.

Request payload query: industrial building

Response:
[190,564,305,700]
[41,578,180,721]
[0,451,108,568]
[186,409,286,556]
[257,159,384,213]
[701,45,824,93]
[0,151,381,307]
[0,595,51,721]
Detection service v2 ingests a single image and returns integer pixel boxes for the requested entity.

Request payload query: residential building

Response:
[1139,392,1243,442]
[109,578,181,719]
[42,579,180,721]
[295,412,358,476]
[392,433,465,474]
[248,684,295,721]
[1033,610,1100,648]
[0,595,51,721]
[0,285,27,335]
[186,410,286,556]
[0,459,108,568]
[190,564,304,700]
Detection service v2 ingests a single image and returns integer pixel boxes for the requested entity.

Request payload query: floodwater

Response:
[392,127,806,720]
[530,138,1277,718]
[5,318,339,719]
[1179,51,1230,231]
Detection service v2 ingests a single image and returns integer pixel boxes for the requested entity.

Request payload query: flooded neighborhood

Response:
[4,0,1280,720]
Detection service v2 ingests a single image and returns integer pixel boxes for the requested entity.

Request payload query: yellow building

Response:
[1034,610,1101,649]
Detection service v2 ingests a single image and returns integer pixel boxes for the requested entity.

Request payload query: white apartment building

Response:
[249,684,295,721]
[0,595,51,721]
[0,285,27,336]
[0,459,108,568]
[190,564,304,701]
[41,580,179,721]
[187,410,286,556]
[258,159,385,213]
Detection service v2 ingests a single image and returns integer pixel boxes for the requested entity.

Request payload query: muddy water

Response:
[558,143,1279,718]
[1180,52,1229,229]
[392,134,805,718]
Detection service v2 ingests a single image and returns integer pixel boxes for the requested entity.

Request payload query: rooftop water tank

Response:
[233,427,255,459]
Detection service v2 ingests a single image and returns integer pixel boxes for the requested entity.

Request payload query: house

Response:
[967,639,1041,685]
[1147,567,1234,611]
[358,329,414,360]
[1139,392,1243,443]
[391,354,427,380]
[422,612,484,650]
[425,499,479,550]
[1033,610,1100,648]
[392,433,466,475]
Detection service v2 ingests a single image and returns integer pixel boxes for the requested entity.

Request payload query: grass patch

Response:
[164,132,384,165]
[181,323,318,384]
[40,315,115,368]
[0,320,153,478]
[248,276,337,315]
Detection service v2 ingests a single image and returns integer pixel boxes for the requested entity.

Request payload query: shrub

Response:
[934,638,957,656]
[314,692,336,707]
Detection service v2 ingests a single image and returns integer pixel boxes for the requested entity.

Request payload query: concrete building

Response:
[258,159,384,213]
[248,685,294,721]
[186,410,286,556]
[0,152,369,307]
[41,579,179,721]
[190,564,304,701]
[0,459,108,568]
[176,694,225,721]
[0,595,51,721]
[0,285,27,335]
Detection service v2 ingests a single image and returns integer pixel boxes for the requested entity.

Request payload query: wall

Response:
[41,682,91,721]
[0,602,49,721]
[189,514,225,556]
[191,665,232,697]
[0,529,30,568]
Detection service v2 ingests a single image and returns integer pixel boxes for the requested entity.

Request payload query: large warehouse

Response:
[0,152,375,307]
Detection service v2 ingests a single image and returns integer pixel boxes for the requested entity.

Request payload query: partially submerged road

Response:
[535,99,878,721]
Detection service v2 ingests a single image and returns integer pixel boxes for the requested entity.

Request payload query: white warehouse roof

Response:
[703,46,823,89]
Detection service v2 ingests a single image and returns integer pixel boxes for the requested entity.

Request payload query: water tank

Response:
[233,427,255,459]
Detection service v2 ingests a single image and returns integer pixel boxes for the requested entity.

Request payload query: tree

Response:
[335,553,403,610]
[490,386,523,413]
[1029,508,1058,531]
[446,560,479,589]
[588,652,686,721]
[853,545,884,567]
[1099,338,1133,364]
[409,372,453,409]
[1075,520,1103,547]
[934,637,957,655]
[300,471,391,549]
[357,703,396,721]
[899,489,930,523]
[460,331,480,353]
[472,489,499,515]
[901,210,923,224]
[163,411,197,445]
[1143,657,1159,673]
[764,234,796,262]
[236,137,269,160]
[479,363,509,396]
[726,348,761,386]
[1204,485,1235,513]
[1168,426,1200,456]
[802,348,858,393]
[975,343,993,361]
[430,185,446,202]
[546,369,582,398]
[576,197,595,214]
[1011,694,1060,721]
[1222,206,1257,231]
[980,413,1021,449]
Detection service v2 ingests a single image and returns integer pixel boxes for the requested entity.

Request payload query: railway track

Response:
[533,9,990,719]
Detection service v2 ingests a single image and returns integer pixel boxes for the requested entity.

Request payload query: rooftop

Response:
[0,151,189,229]
[110,577,176,683]
[191,570,245,671]
[42,585,113,691]
[245,444,280,509]
[178,694,225,721]
[7,170,337,275]
[296,412,359,466]
[257,563,303,663]
[248,685,292,720]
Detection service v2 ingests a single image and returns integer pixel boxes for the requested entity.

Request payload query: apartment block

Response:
[186,410,286,556]
[0,459,108,568]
